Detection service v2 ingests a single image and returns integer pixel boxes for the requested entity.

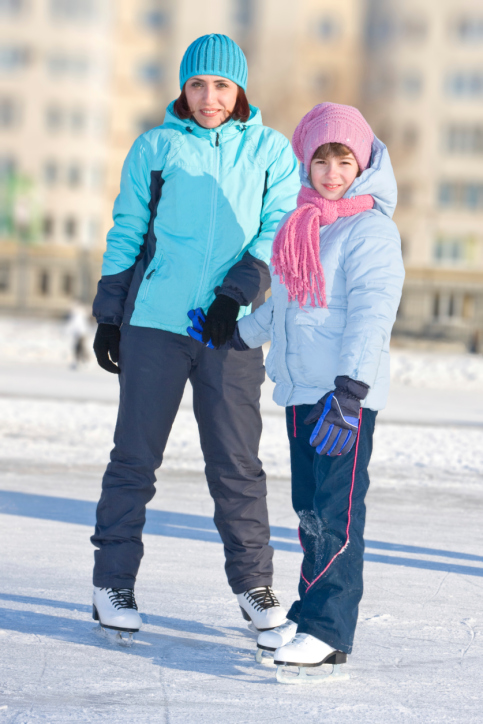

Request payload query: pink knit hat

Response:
[292,102,374,172]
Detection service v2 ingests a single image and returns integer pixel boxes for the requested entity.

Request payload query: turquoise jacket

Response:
[237,138,405,411]
[93,102,300,334]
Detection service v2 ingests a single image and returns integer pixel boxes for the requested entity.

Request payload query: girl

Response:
[189,102,405,680]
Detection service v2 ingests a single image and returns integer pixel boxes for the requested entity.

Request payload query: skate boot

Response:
[274,633,349,685]
[236,586,287,632]
[92,587,142,646]
[255,619,298,666]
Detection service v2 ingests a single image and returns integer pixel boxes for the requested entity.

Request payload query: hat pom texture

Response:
[179,34,248,91]
[292,103,374,172]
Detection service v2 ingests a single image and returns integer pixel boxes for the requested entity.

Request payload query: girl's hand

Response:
[304,376,369,456]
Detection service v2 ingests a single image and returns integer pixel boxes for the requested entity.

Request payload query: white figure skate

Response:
[274,633,349,684]
[255,619,298,666]
[92,587,142,646]
[236,586,287,631]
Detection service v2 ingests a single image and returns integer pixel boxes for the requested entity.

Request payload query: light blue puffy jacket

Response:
[93,102,300,334]
[237,138,405,411]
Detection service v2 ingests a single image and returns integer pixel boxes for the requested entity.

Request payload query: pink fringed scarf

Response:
[271,186,374,308]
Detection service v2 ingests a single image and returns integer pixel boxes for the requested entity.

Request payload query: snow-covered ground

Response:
[0,318,482,722]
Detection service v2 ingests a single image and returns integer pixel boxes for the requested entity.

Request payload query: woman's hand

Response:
[93,323,121,374]
[202,294,240,348]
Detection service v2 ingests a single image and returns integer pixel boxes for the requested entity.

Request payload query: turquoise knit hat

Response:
[179,34,248,91]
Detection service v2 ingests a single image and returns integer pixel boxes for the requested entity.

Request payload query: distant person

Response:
[65,302,89,369]
[189,103,405,682]
[90,34,300,642]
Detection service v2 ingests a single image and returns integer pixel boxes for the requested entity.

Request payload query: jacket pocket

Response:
[141,253,164,303]
[294,307,347,328]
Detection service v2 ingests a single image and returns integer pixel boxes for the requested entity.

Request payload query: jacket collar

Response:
[162,102,262,140]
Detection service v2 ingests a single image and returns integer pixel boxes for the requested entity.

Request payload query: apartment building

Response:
[363,0,483,347]
[0,0,363,315]
[2,0,482,349]
[0,0,171,313]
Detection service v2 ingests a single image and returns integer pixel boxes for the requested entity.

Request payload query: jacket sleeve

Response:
[92,136,153,326]
[237,295,274,348]
[337,220,405,387]
[216,137,299,307]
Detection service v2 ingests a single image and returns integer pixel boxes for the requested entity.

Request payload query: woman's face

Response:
[185,75,238,128]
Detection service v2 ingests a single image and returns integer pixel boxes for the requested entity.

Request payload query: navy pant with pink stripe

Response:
[285,404,377,654]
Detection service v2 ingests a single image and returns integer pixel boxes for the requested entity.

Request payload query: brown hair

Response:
[173,84,250,123]
[312,142,362,176]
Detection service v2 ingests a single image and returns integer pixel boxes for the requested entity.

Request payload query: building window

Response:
[62,273,74,295]
[463,294,475,319]
[433,235,477,265]
[45,106,63,132]
[433,293,459,320]
[400,17,427,42]
[402,125,419,150]
[50,0,96,20]
[438,182,483,210]
[400,72,422,97]
[39,270,50,295]
[453,17,483,43]
[313,72,335,95]
[444,124,483,154]
[446,71,483,98]
[317,16,340,41]
[0,45,32,71]
[43,161,58,185]
[65,216,77,239]
[46,53,90,78]
[0,0,27,15]
[70,108,86,133]
[398,184,414,207]
[43,215,54,238]
[67,163,81,187]
[234,0,254,29]
[0,262,10,292]
[0,96,20,127]
[138,61,163,84]
[89,163,103,189]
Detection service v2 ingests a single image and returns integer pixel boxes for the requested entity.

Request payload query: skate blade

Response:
[255,648,276,667]
[276,663,350,685]
[95,624,135,647]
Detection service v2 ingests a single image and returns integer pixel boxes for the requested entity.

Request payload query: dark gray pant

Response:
[91,323,273,594]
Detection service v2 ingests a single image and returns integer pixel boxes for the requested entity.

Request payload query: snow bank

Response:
[1,398,481,486]
[2,317,483,389]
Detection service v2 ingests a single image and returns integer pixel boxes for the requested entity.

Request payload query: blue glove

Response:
[187,308,214,348]
[304,376,369,457]
[187,309,249,351]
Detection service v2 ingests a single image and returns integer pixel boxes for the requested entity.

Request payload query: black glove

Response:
[304,376,369,457]
[93,323,121,374]
[202,294,240,348]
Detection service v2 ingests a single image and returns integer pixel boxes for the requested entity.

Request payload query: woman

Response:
[90,34,300,639]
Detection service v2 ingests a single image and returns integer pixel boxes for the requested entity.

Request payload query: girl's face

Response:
[185,75,238,128]
[310,152,360,201]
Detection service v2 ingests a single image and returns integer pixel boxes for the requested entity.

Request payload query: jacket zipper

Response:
[194,131,220,307]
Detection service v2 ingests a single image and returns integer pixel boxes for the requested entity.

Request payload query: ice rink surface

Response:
[0,319,482,723]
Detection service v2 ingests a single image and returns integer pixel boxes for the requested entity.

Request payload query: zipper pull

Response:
[215,132,220,147]
[146,269,156,279]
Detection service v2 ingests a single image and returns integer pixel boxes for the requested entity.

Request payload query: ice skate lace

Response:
[104,588,138,611]
[245,586,280,612]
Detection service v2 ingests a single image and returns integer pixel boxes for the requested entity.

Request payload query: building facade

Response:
[1,0,483,349]
[362,0,483,348]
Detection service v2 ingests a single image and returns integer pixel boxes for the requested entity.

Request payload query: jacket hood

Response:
[163,101,263,137]
[299,136,398,219]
